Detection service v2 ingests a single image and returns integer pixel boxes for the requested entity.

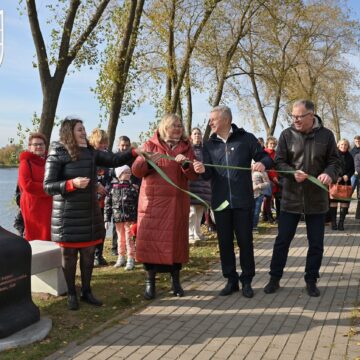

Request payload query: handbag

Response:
[329,184,352,200]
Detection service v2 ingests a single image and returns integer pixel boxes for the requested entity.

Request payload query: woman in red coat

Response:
[132,114,198,300]
[18,132,52,241]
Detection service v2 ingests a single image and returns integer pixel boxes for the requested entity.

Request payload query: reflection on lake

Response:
[0,167,19,233]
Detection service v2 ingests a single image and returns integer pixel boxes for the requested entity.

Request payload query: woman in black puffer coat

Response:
[188,128,212,243]
[44,118,139,310]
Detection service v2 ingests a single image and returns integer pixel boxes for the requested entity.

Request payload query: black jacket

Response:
[104,181,138,223]
[44,141,134,243]
[350,146,360,159]
[189,144,212,205]
[275,116,341,214]
[354,152,360,174]
[337,150,354,185]
[203,124,273,209]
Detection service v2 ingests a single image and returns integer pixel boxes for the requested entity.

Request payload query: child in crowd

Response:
[252,169,270,232]
[88,128,112,266]
[104,165,138,270]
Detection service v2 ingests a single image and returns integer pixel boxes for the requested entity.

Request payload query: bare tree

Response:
[197,0,263,139]
[106,0,145,149]
[26,0,111,143]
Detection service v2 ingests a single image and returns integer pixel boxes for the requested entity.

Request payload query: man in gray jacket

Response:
[264,99,341,297]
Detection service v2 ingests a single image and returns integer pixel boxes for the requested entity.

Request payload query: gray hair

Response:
[211,105,232,122]
[293,99,315,112]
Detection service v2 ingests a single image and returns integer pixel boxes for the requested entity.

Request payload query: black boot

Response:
[356,201,360,219]
[171,269,184,297]
[306,281,320,297]
[329,207,338,230]
[338,207,348,231]
[264,277,280,294]
[94,242,108,266]
[144,270,156,300]
[80,288,103,306]
[67,294,79,310]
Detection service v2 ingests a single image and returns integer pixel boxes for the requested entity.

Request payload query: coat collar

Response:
[20,150,46,165]
[149,131,192,155]
[209,123,246,142]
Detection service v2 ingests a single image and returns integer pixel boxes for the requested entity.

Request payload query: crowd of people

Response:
[16,99,360,310]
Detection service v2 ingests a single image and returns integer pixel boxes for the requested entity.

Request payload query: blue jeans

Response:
[351,174,358,196]
[269,211,325,282]
[253,195,264,228]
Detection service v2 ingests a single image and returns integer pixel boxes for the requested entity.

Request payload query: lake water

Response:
[0,167,19,233]
[0,167,112,237]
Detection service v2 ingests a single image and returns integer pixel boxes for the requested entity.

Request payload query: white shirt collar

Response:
[216,127,233,143]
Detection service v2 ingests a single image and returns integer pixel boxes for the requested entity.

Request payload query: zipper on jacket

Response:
[225,143,233,208]
[121,187,125,221]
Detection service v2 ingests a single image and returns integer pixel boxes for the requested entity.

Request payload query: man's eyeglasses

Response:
[30,143,45,147]
[289,112,312,121]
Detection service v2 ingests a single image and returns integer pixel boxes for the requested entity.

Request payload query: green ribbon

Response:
[145,157,229,211]
[143,152,351,208]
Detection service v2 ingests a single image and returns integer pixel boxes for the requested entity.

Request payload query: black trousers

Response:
[112,222,118,251]
[214,208,255,284]
[61,246,96,295]
[95,208,105,258]
[269,211,325,282]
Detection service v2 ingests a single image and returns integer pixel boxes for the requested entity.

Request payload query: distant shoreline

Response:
[0,165,18,168]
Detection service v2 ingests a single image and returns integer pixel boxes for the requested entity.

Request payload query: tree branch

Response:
[68,0,111,62]
[57,0,81,69]
[26,0,51,86]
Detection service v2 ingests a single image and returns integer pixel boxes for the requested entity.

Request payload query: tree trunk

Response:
[165,0,176,112]
[269,90,282,136]
[39,83,63,143]
[203,75,226,140]
[185,66,192,136]
[26,0,110,145]
[170,1,219,113]
[107,0,144,149]
[250,69,270,129]
[331,108,341,141]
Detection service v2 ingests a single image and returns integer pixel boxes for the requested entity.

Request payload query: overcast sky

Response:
[0,0,359,149]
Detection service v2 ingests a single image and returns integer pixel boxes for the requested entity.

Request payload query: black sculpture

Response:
[0,226,40,338]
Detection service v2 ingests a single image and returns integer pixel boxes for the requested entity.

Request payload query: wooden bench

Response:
[29,240,67,296]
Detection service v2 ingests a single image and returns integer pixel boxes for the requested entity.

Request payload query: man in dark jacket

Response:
[350,135,360,196]
[193,105,273,298]
[264,99,341,297]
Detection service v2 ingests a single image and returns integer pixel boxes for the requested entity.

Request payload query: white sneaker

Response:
[125,258,135,270]
[114,255,126,268]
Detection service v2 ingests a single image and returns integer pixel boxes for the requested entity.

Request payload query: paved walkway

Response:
[47,212,360,360]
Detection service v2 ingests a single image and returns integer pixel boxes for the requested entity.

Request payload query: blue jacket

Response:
[203,124,273,209]
[189,144,212,205]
